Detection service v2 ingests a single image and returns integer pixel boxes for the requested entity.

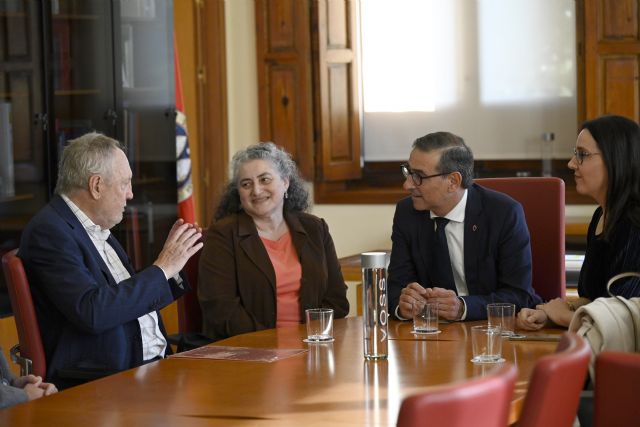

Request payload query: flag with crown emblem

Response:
[174,36,195,223]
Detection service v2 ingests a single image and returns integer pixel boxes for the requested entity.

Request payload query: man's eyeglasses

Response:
[573,148,601,165]
[401,163,449,186]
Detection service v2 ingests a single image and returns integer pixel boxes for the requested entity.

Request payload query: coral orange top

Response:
[261,231,302,327]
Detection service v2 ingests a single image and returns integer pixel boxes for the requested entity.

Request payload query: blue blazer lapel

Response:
[463,184,483,290]
[49,195,120,286]
[107,234,135,276]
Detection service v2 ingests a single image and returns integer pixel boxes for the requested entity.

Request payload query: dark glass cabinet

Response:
[0,0,176,312]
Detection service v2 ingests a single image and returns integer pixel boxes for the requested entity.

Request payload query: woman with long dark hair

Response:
[518,115,640,330]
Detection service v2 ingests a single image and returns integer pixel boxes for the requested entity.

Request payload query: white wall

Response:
[225,0,259,162]
[310,201,395,257]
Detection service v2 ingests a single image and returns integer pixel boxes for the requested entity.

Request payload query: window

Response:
[360,0,576,161]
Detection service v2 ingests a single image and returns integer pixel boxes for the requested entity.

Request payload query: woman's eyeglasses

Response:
[401,163,449,186]
[573,148,601,165]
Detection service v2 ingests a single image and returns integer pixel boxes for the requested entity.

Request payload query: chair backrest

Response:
[1,249,46,378]
[593,351,640,427]
[517,333,590,427]
[177,247,202,334]
[397,363,517,427]
[475,177,566,301]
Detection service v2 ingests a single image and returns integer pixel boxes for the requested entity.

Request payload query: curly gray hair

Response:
[214,142,310,221]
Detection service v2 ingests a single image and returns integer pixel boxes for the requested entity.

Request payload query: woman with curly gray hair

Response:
[199,142,349,341]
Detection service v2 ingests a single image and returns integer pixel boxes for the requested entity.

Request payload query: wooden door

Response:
[583,0,640,121]
[312,0,362,182]
[255,0,314,180]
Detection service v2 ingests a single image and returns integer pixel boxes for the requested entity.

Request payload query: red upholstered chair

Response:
[517,333,590,427]
[1,249,46,377]
[475,177,566,301]
[397,363,517,427]
[593,351,640,427]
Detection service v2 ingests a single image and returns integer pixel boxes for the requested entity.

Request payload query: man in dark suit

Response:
[19,132,203,388]
[389,132,541,321]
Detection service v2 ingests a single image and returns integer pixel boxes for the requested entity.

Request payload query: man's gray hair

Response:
[55,132,126,195]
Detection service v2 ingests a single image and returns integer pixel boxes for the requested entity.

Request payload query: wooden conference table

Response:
[0,317,561,426]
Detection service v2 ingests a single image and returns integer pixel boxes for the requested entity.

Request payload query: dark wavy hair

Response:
[412,132,474,188]
[214,142,310,221]
[581,115,640,240]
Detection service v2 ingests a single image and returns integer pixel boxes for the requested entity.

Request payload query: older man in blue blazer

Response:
[19,133,203,388]
[390,132,542,321]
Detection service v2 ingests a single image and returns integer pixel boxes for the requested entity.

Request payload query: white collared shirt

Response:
[61,194,167,360]
[430,189,469,319]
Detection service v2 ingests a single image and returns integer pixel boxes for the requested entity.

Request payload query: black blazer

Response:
[388,184,541,320]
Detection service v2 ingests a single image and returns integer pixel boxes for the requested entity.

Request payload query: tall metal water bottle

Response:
[361,252,389,360]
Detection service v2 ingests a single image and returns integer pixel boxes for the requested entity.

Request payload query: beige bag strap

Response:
[605,271,640,351]
[606,272,640,297]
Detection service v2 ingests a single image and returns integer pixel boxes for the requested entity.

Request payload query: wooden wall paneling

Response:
[197,0,228,224]
[601,0,638,40]
[268,66,297,157]
[601,56,639,117]
[255,0,314,180]
[313,0,362,182]
[584,0,599,121]
[576,0,586,125]
[583,0,640,121]
[0,316,20,376]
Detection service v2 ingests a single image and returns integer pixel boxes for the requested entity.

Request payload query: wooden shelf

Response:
[123,86,164,93]
[0,91,29,98]
[0,216,32,231]
[0,12,26,18]
[133,177,165,186]
[52,14,99,21]
[54,89,101,96]
[0,193,34,204]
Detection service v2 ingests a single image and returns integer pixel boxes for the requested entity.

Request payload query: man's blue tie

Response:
[431,217,455,289]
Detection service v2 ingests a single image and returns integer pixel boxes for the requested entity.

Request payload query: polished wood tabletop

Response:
[0,317,561,426]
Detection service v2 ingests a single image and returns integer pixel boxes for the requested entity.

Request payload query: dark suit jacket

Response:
[18,195,186,385]
[198,211,349,341]
[388,184,541,320]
